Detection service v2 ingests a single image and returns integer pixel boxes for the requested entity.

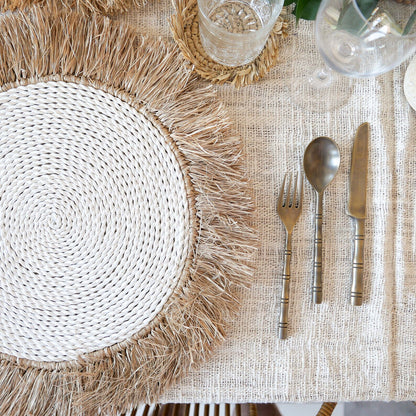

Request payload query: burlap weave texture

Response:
[122,3,416,402]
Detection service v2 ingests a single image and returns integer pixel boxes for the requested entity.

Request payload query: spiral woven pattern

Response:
[0,6,257,414]
[0,81,191,362]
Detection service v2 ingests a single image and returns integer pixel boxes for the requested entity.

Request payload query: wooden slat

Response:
[316,402,337,416]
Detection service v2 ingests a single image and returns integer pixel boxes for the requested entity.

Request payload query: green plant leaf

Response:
[356,0,378,18]
[403,8,416,35]
[294,0,322,21]
[337,0,378,33]
[284,0,296,6]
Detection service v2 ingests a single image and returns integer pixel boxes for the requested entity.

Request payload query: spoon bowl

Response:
[303,136,340,304]
[303,137,340,193]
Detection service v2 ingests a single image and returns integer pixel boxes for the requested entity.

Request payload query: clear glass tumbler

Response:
[198,0,284,67]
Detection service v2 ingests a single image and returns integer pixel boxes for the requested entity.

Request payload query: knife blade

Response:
[347,122,369,306]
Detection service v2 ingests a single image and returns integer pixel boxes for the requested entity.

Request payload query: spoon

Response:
[303,137,340,304]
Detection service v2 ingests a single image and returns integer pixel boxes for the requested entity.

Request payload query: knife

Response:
[347,122,369,306]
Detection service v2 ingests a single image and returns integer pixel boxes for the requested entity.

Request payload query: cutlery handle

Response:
[351,218,365,306]
[312,192,323,304]
[279,233,292,339]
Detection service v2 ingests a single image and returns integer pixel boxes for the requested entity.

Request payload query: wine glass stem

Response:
[309,64,334,89]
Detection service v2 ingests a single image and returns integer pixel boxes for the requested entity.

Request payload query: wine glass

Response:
[292,0,416,111]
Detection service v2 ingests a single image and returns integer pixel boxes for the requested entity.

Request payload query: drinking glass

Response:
[293,0,416,110]
[198,0,284,67]
[318,0,416,76]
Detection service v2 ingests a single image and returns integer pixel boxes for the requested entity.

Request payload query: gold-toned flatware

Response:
[277,172,303,339]
[304,137,340,304]
[347,122,370,306]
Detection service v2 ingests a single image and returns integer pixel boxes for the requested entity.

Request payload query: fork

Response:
[277,173,303,339]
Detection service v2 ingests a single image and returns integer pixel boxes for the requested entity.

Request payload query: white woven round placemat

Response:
[0,81,191,362]
[0,6,257,416]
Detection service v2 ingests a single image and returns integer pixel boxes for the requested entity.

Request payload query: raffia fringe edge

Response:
[170,0,289,88]
[0,0,140,17]
[0,5,258,416]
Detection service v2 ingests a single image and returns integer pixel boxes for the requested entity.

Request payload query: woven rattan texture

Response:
[0,6,256,415]
[0,81,191,362]
[170,0,288,87]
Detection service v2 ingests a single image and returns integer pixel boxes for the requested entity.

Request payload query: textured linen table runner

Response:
[121,1,416,403]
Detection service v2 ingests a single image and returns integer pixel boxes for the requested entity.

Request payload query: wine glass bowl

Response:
[316,0,416,77]
[290,0,416,111]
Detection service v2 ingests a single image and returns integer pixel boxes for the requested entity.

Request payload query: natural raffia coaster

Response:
[170,0,288,87]
[0,6,257,416]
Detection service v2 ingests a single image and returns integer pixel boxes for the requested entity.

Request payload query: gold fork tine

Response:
[278,173,287,207]
[285,173,292,207]
[294,171,303,208]
[292,172,298,207]
[298,173,303,208]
